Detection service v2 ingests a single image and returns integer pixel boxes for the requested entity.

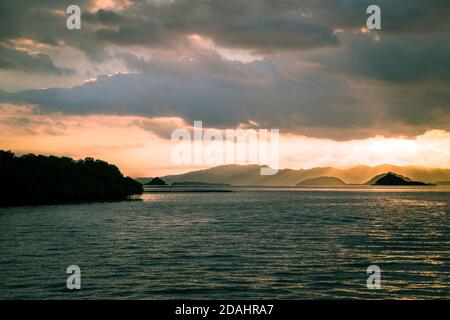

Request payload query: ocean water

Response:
[0,187,449,299]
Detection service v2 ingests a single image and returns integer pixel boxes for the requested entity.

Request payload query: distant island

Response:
[296,176,347,186]
[366,172,432,186]
[146,178,228,187]
[144,177,168,185]
[171,181,230,186]
[0,150,143,206]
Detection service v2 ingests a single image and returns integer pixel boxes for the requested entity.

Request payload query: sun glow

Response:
[1,104,449,176]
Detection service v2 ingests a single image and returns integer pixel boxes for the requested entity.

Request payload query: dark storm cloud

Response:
[0,0,448,70]
[83,0,450,50]
[0,0,449,139]
[303,31,450,131]
[0,0,107,64]
[2,52,447,140]
[0,55,370,133]
[0,44,73,75]
[310,34,450,84]
[0,1,340,56]
[84,9,127,26]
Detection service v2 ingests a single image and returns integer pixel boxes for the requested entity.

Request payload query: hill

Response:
[296,176,347,186]
[0,150,143,206]
[366,172,431,186]
[144,177,167,185]
[149,164,450,186]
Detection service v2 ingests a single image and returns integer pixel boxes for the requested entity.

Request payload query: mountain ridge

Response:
[137,164,450,186]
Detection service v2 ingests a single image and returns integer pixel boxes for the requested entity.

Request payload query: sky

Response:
[0,0,449,176]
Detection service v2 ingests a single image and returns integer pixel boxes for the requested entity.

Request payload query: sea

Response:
[0,186,449,299]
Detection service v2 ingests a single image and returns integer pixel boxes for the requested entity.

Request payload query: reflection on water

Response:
[0,188,449,299]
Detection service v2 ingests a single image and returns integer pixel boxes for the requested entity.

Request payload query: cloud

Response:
[1,48,447,140]
[310,33,450,84]
[0,44,73,75]
[303,32,450,134]
[0,1,448,141]
[0,1,449,79]
[0,0,339,60]
[1,0,449,60]
[80,0,450,52]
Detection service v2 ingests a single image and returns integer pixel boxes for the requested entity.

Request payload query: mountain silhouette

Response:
[136,164,450,186]
[366,172,431,186]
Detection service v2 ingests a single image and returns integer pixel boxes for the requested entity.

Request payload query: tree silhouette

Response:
[0,151,143,206]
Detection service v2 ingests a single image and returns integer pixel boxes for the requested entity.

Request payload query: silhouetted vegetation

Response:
[0,151,143,206]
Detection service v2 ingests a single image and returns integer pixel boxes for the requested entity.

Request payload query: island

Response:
[435,181,450,185]
[0,150,143,206]
[144,177,168,185]
[296,176,347,186]
[171,181,231,186]
[366,172,432,186]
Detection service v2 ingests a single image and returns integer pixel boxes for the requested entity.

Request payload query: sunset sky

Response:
[0,0,449,176]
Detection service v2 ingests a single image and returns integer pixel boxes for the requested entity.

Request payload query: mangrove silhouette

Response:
[0,150,143,206]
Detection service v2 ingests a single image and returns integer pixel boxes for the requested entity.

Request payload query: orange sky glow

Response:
[1,104,449,177]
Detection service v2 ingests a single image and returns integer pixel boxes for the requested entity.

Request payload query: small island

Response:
[296,176,347,186]
[144,177,168,185]
[366,172,433,186]
[171,181,231,186]
[0,150,143,206]
[143,179,233,192]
